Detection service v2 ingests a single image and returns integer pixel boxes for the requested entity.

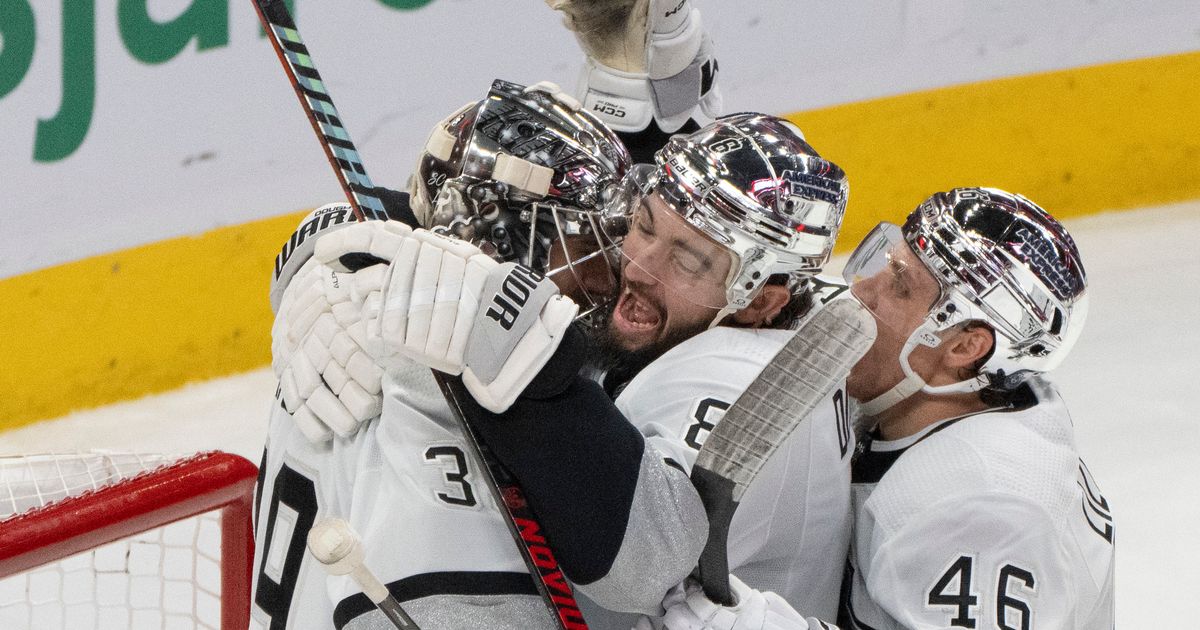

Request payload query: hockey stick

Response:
[308,518,421,630]
[689,298,876,605]
[251,2,588,628]
[251,0,387,223]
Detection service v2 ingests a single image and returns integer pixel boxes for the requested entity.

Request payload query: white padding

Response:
[526,80,582,111]
[493,154,554,196]
[306,386,358,436]
[647,8,703,80]
[380,238,423,353]
[424,122,457,162]
[292,406,334,444]
[322,360,350,395]
[328,331,358,366]
[578,60,654,132]
[339,382,382,428]
[291,350,323,398]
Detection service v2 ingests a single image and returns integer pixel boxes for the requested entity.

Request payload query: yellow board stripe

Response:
[789,49,1200,251]
[3,50,1199,431]
[0,212,305,430]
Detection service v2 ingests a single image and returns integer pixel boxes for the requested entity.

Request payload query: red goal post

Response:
[0,451,258,629]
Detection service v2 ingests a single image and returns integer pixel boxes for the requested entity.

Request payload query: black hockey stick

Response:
[251,2,587,628]
[690,299,876,605]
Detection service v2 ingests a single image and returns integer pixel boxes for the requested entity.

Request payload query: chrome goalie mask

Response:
[408,79,633,318]
[606,113,848,317]
[844,187,1089,414]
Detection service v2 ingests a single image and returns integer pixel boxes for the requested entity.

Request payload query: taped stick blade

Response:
[692,298,876,604]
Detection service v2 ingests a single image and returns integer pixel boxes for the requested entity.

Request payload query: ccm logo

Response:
[592,101,627,118]
[485,265,544,330]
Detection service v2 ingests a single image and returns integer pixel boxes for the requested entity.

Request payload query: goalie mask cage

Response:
[0,451,258,630]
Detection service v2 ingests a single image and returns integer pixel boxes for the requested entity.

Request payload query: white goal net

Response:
[0,451,257,630]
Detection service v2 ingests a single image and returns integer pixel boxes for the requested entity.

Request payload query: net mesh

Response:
[0,452,233,630]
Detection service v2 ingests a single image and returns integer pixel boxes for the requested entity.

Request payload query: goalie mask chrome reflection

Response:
[409,79,633,320]
[844,187,1088,413]
[610,113,849,313]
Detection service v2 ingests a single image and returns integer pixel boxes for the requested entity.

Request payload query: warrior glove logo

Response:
[485,265,545,330]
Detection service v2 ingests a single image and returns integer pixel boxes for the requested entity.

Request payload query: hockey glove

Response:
[376,229,578,413]
[548,0,721,132]
[647,575,827,630]
[272,219,411,443]
[269,202,360,313]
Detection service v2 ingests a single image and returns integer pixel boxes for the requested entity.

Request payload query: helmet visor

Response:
[842,222,946,343]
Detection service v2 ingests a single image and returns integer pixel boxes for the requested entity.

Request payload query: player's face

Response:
[846,242,943,402]
[608,192,734,352]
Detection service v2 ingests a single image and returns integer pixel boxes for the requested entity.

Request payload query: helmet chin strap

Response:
[707,304,736,329]
[856,322,988,417]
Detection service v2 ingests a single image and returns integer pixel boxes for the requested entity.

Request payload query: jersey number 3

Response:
[425,445,477,507]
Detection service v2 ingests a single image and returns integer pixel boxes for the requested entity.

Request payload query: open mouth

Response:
[613,288,663,334]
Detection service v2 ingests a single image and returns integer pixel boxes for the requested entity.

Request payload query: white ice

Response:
[2,201,1197,627]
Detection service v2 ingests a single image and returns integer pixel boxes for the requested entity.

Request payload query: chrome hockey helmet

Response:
[845,187,1088,413]
[408,80,632,316]
[609,112,848,318]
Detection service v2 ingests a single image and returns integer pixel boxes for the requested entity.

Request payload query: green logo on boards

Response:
[0,0,435,162]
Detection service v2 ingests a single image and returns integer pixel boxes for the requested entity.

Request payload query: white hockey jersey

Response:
[840,378,1115,630]
[591,324,856,622]
[251,359,562,630]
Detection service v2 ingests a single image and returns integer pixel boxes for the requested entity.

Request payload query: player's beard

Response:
[586,301,710,398]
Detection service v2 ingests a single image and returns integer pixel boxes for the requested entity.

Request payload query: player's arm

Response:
[855,493,1076,630]
[463,334,790,613]
[456,330,710,614]
[548,0,721,163]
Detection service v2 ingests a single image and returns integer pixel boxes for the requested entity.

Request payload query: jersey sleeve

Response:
[462,329,708,615]
[862,493,1077,630]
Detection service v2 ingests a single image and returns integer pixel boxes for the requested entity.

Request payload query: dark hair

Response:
[722,274,814,330]
[767,274,813,329]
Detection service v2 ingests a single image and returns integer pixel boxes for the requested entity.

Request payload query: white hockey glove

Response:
[644,576,827,630]
[376,229,578,413]
[271,218,412,443]
[269,202,360,314]
[548,0,721,133]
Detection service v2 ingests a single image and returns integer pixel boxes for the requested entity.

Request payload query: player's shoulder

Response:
[615,327,791,419]
[873,379,1080,522]
[661,326,792,365]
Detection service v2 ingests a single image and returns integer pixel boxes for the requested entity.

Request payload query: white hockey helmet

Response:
[609,113,848,315]
[408,79,633,317]
[845,187,1088,413]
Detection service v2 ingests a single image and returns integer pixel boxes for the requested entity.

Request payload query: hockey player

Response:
[292,110,853,630]
[252,81,640,630]
[260,2,862,628]
[654,189,1114,630]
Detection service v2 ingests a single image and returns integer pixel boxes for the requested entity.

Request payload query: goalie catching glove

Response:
[372,228,579,413]
[271,210,412,443]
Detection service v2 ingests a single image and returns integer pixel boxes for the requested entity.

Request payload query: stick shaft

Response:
[692,299,876,604]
